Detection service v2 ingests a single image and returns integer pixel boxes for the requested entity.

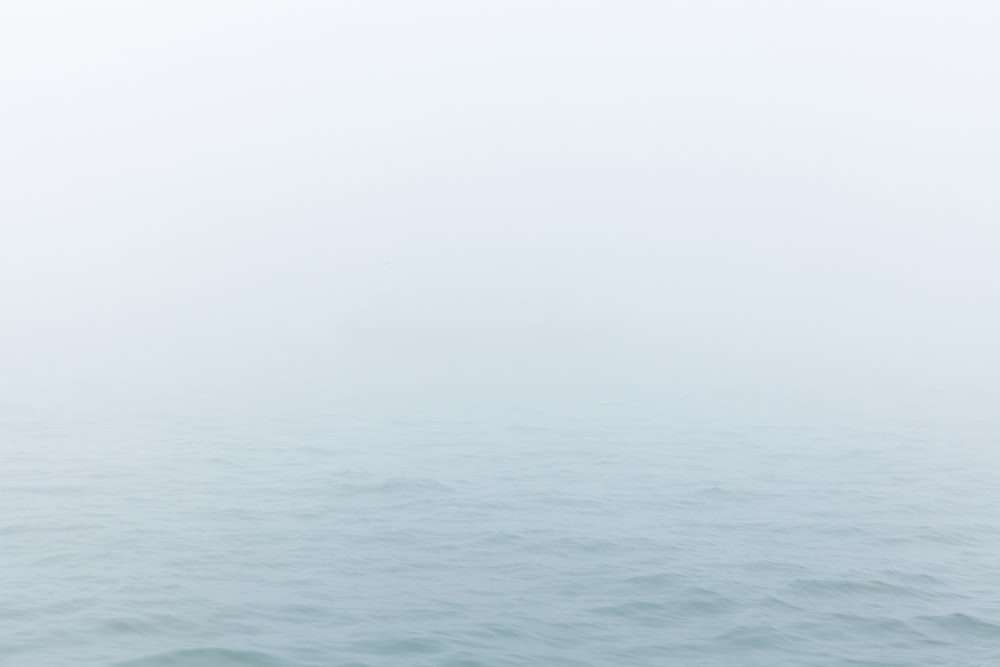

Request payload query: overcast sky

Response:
[2,1,998,409]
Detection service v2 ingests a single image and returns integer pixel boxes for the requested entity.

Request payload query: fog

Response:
[2,1,998,413]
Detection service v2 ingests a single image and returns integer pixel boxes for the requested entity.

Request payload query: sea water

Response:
[3,388,1000,666]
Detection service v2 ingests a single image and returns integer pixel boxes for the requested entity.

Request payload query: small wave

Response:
[787,578,931,599]
[825,612,930,641]
[99,613,201,637]
[714,624,792,650]
[436,659,488,667]
[879,569,946,585]
[740,560,809,575]
[621,572,681,588]
[346,637,446,656]
[114,648,298,667]
[758,594,804,611]
[533,536,624,555]
[338,478,454,495]
[591,600,673,619]
[473,531,526,546]
[915,612,1000,638]
[7,484,86,496]
[591,589,736,621]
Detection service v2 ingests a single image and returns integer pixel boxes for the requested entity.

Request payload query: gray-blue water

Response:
[4,389,1000,666]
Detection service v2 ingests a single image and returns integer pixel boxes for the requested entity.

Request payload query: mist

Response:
[3,0,999,413]
[7,7,1000,666]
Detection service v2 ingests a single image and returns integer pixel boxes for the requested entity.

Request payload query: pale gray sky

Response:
[2,1,998,407]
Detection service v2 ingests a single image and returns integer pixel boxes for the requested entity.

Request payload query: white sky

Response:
[2,1,998,407]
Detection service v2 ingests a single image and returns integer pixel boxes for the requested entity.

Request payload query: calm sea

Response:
[3,388,1000,666]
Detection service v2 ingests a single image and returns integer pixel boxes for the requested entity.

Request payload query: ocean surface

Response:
[3,389,1000,666]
